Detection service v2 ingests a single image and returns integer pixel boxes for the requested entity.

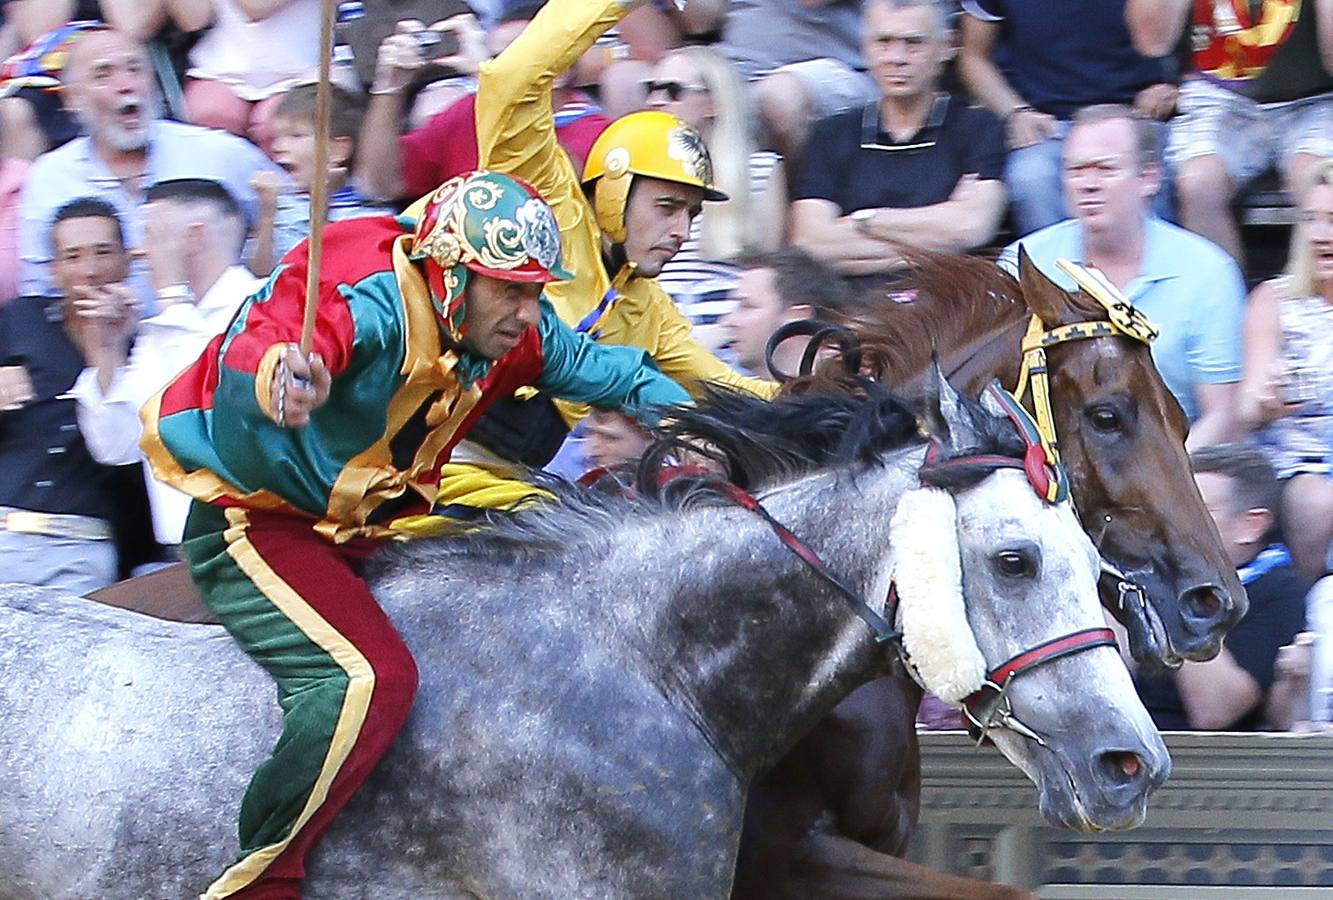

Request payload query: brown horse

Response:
[731,250,1243,899]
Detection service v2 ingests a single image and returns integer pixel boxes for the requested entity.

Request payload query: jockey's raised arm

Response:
[474,0,775,411]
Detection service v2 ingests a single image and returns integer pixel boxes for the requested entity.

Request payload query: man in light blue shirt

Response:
[1000,103,1244,448]
[17,28,283,310]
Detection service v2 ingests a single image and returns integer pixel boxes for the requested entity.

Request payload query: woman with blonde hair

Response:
[642,44,787,354]
[1239,158,1333,584]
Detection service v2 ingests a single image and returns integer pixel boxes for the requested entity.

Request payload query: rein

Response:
[714,481,902,645]
[714,381,1113,745]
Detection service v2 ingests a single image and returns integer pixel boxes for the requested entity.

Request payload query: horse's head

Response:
[1016,250,1244,667]
[908,365,1169,832]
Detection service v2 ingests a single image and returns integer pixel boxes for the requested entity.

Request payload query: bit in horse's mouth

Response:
[1117,573,1179,668]
[1137,591,1179,668]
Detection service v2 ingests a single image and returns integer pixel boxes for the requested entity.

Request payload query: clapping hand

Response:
[70,282,139,353]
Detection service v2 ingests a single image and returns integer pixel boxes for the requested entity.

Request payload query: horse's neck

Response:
[637,461,918,781]
[942,314,1026,396]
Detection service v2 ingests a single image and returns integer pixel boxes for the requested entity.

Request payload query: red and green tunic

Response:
[140,214,688,542]
[140,212,690,900]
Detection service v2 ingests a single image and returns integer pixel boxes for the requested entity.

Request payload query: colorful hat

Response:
[410,170,571,334]
[0,21,103,97]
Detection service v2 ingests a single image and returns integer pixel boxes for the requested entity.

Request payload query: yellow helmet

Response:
[581,110,728,243]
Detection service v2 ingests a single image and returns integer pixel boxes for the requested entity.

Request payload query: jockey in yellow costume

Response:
[417,0,777,529]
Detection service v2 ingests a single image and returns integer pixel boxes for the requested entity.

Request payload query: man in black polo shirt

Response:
[0,198,149,594]
[791,0,1007,280]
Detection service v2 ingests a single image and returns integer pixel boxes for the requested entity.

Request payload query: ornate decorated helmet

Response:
[410,170,571,332]
[581,110,728,243]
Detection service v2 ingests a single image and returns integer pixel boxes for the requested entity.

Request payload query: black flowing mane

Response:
[642,381,1028,495]
[371,381,1028,574]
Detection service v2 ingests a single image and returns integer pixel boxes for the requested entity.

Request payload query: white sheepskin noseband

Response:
[890,486,987,703]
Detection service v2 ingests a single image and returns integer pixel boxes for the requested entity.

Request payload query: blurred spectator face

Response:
[643,54,714,132]
[585,409,651,470]
[723,266,786,375]
[62,30,157,152]
[1062,117,1159,238]
[1195,471,1270,568]
[270,113,351,194]
[1302,181,1333,284]
[863,2,948,103]
[621,176,703,278]
[51,214,130,297]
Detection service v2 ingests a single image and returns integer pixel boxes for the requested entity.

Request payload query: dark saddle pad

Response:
[86,562,218,624]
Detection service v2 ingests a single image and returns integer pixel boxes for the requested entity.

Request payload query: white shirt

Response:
[72,266,261,544]
[187,0,322,100]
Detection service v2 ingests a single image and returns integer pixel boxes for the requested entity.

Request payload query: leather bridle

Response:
[742,260,1166,743]
[719,380,1116,746]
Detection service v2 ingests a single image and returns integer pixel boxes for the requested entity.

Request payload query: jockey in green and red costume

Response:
[140,170,688,900]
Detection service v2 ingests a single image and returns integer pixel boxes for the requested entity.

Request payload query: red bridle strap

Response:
[963,626,1118,716]
[715,481,902,645]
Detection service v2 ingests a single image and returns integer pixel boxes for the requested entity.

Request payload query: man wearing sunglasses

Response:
[395,0,776,526]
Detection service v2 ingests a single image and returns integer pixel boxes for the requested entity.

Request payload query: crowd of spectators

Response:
[0,0,1329,731]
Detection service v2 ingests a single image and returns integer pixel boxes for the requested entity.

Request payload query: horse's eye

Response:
[994,549,1036,578]
[1088,405,1121,433]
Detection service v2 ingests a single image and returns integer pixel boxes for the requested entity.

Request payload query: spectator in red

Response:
[357,4,610,203]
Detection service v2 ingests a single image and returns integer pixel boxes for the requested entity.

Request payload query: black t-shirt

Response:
[1136,556,1309,731]
[963,0,1175,119]
[794,94,1005,216]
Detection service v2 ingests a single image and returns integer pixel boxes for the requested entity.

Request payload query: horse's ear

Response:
[920,357,980,455]
[1017,246,1077,326]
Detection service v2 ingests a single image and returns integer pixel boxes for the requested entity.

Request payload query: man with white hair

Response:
[17,27,281,308]
[69,178,261,552]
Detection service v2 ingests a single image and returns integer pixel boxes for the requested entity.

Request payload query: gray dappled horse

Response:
[0,371,1168,899]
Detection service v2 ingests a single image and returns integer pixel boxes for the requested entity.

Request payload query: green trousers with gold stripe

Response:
[181,501,419,900]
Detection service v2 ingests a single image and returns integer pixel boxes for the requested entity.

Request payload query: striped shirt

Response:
[657,150,782,329]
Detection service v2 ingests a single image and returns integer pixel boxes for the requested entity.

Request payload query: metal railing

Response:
[909,731,1333,897]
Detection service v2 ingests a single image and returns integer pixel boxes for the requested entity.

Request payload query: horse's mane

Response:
[795,249,1108,390]
[640,381,920,492]
[371,381,1026,575]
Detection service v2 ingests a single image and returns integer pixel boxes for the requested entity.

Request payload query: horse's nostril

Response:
[1098,750,1145,787]
[1180,584,1230,624]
